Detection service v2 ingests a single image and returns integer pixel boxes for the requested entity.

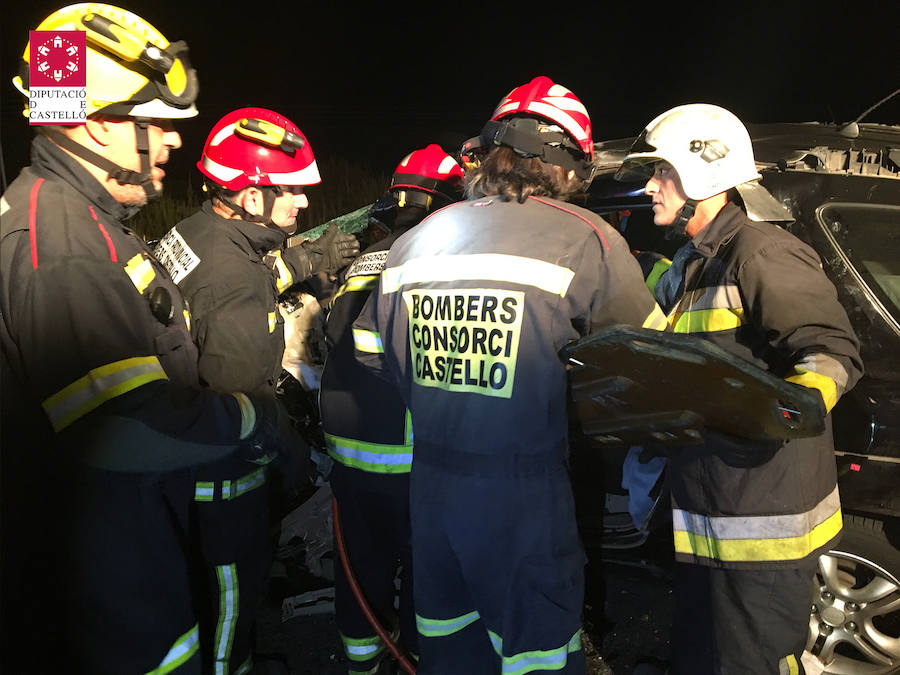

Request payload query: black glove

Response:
[239,393,311,470]
[304,223,360,276]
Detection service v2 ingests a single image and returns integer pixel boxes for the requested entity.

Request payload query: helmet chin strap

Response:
[214,185,282,230]
[665,198,698,239]
[43,120,160,201]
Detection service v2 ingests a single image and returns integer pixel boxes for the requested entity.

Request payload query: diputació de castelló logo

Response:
[29,30,87,125]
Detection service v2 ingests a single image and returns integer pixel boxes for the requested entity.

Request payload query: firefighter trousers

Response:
[66,465,202,674]
[671,561,816,674]
[188,456,272,675]
[331,462,416,673]
[410,448,586,675]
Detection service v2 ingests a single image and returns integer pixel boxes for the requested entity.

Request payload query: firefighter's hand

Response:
[239,393,311,469]
[305,223,360,276]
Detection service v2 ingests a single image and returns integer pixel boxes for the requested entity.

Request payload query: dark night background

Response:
[2,0,898,201]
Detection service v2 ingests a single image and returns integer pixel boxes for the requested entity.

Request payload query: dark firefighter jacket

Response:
[320,233,412,473]
[638,202,863,570]
[353,195,669,465]
[0,136,249,473]
[155,201,312,396]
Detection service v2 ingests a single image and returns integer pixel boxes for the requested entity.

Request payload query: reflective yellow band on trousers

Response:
[416,610,480,637]
[381,254,575,297]
[146,623,199,674]
[487,628,583,675]
[43,356,168,431]
[213,563,239,675]
[340,633,385,662]
[673,486,842,562]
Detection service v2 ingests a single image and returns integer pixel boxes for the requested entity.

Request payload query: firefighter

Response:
[153,106,359,673]
[320,144,465,674]
[615,104,863,674]
[0,5,303,674]
[352,76,668,674]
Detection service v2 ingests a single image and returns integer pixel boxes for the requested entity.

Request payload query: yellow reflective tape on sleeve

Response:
[671,307,744,333]
[268,311,277,334]
[786,367,838,413]
[353,328,384,354]
[332,275,379,305]
[232,393,256,440]
[645,258,672,293]
[183,308,191,332]
[42,356,168,432]
[381,254,575,297]
[641,304,669,331]
[124,253,156,294]
[270,250,294,293]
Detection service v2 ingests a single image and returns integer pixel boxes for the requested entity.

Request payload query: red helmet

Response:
[390,144,464,205]
[197,107,321,191]
[461,76,595,180]
[491,76,593,158]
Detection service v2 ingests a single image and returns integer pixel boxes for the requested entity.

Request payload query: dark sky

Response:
[3,0,898,189]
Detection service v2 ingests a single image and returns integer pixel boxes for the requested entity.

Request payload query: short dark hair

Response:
[465,146,582,203]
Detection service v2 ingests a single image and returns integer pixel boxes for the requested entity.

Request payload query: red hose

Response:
[332,495,417,674]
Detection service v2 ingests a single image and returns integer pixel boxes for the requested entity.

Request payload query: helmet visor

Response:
[614,130,661,183]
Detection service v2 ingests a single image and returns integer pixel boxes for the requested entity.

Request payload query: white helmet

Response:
[616,104,761,201]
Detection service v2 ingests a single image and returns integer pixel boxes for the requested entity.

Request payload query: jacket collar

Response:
[690,202,745,257]
[200,200,288,255]
[30,134,139,222]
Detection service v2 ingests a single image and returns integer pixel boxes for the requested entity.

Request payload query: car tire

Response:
[807,514,900,674]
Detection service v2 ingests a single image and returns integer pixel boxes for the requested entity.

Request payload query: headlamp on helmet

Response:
[235,118,306,155]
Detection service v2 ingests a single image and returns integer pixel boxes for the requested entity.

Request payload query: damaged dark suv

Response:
[577,121,900,675]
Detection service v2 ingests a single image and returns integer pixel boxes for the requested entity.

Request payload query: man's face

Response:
[269,188,309,235]
[644,161,688,227]
[105,118,182,206]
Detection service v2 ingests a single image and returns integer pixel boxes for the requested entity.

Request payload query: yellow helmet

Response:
[12,3,198,119]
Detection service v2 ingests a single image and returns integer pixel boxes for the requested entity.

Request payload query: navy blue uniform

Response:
[354,195,666,674]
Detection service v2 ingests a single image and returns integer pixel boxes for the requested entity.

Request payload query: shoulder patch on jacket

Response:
[345,250,388,279]
[154,228,202,284]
